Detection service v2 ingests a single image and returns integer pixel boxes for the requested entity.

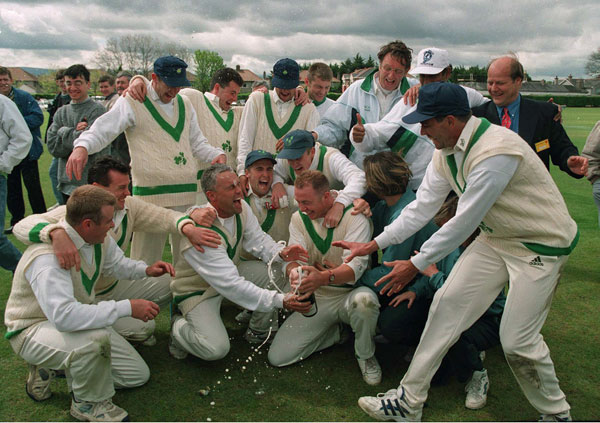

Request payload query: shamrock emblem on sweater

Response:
[174,152,187,166]
[222,140,232,152]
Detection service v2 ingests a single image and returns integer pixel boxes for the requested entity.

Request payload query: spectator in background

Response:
[251,80,269,94]
[115,71,133,96]
[46,69,70,207]
[47,64,108,203]
[99,75,118,110]
[0,94,32,272]
[0,67,46,234]
[305,62,335,118]
[582,120,600,226]
[107,71,134,165]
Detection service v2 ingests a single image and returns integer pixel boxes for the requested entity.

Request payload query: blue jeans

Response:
[593,179,600,227]
[49,156,64,205]
[0,174,22,272]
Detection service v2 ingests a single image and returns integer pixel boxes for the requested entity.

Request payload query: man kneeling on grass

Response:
[268,170,381,386]
[168,163,311,360]
[4,185,174,422]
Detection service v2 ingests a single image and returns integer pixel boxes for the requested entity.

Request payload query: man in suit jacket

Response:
[472,55,587,178]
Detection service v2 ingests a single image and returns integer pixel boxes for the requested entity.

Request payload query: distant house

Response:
[461,78,588,97]
[6,67,41,94]
[234,65,262,93]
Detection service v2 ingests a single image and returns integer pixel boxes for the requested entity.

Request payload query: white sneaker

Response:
[26,365,55,401]
[479,350,486,362]
[70,396,129,422]
[538,410,572,422]
[357,356,382,385]
[235,309,252,324]
[168,326,188,360]
[358,387,422,421]
[465,368,488,410]
[141,335,157,347]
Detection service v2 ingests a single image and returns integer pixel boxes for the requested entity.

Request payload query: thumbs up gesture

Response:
[351,112,365,143]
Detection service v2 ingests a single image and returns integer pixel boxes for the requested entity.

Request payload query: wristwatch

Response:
[327,269,335,284]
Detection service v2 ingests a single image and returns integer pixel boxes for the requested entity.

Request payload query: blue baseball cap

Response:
[154,56,191,87]
[403,82,470,124]
[271,58,300,90]
[277,130,315,160]
[245,150,277,169]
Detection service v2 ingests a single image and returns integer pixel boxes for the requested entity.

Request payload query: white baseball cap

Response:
[411,48,450,75]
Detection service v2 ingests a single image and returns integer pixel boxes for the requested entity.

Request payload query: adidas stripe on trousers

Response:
[399,238,570,415]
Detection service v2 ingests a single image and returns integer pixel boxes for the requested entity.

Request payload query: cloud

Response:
[1,0,599,79]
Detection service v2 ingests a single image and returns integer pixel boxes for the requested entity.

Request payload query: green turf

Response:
[1,108,599,421]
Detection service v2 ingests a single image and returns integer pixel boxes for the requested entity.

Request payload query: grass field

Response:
[1,108,599,421]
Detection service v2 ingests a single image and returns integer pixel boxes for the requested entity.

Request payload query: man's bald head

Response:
[487,55,524,107]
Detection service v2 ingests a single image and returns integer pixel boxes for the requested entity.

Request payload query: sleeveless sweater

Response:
[246,91,318,154]
[433,118,578,256]
[125,93,198,207]
[171,205,251,315]
[240,192,292,261]
[5,237,110,352]
[290,206,366,296]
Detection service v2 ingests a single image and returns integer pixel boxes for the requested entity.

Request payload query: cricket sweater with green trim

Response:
[433,117,578,256]
[11,197,193,295]
[180,89,242,181]
[289,205,372,297]
[125,92,197,207]
[4,236,110,352]
[240,190,293,261]
[171,204,251,316]
[246,90,318,155]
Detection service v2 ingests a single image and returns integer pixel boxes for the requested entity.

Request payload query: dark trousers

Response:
[379,295,501,383]
[6,159,46,226]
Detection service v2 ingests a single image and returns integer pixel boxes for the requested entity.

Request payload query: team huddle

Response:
[3,40,588,422]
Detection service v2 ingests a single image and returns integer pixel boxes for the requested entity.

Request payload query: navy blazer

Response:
[472,97,581,178]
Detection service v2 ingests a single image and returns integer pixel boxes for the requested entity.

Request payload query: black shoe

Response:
[4,225,13,235]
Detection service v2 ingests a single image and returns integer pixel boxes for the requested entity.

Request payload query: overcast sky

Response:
[1,0,599,80]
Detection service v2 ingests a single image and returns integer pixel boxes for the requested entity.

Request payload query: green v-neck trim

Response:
[208,214,242,259]
[300,205,353,255]
[116,214,128,248]
[264,92,302,139]
[81,244,102,295]
[313,97,327,107]
[290,144,327,182]
[360,70,410,95]
[204,95,234,132]
[143,94,186,142]
[244,196,277,233]
[446,118,492,193]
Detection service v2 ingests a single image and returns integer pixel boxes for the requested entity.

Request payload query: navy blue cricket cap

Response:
[153,56,191,87]
[271,58,300,90]
[245,150,277,169]
[403,82,470,124]
[277,129,315,160]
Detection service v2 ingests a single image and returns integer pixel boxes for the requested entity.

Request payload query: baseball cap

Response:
[277,130,315,160]
[271,58,300,90]
[403,82,470,124]
[245,150,277,169]
[154,56,191,87]
[411,48,450,75]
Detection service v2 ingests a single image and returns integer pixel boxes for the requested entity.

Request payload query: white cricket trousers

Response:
[95,274,172,342]
[19,322,149,402]
[399,239,570,415]
[172,260,283,360]
[130,204,190,266]
[268,286,380,366]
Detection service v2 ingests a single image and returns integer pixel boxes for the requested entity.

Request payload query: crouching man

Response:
[169,163,311,360]
[268,170,381,386]
[4,185,174,422]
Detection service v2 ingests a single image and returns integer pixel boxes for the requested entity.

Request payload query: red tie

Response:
[501,107,511,129]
